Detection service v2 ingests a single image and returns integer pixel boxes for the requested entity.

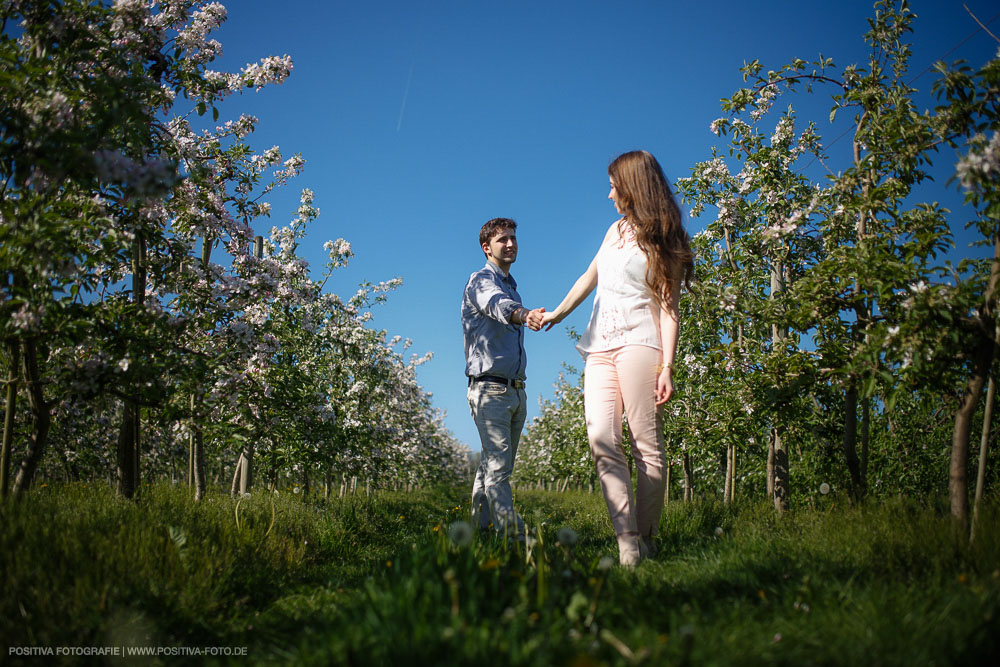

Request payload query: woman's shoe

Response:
[617,533,642,567]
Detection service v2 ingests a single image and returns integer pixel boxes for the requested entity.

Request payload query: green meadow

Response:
[2,484,998,666]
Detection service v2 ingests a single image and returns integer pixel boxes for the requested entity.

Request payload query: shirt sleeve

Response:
[467,273,521,324]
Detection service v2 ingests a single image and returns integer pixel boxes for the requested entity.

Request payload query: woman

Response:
[541,150,693,565]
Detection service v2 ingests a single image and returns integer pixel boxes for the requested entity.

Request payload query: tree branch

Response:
[965,4,1000,45]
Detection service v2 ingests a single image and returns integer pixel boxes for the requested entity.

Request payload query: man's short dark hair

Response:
[480,217,517,248]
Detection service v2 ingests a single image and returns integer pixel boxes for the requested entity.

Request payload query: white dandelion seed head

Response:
[557,526,579,547]
[448,520,474,548]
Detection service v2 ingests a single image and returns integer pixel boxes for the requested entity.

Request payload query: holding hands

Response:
[540,310,563,331]
[521,307,547,332]
[521,306,572,333]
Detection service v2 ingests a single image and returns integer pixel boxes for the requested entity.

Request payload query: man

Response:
[462,217,544,538]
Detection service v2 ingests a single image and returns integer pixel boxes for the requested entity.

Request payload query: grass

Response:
[1,483,998,665]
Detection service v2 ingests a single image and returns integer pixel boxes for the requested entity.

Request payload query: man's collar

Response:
[485,260,515,285]
[485,259,509,277]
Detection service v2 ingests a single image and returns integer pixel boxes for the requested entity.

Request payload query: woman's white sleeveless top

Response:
[576,221,661,358]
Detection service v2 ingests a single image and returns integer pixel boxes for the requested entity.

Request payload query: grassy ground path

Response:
[2,483,998,665]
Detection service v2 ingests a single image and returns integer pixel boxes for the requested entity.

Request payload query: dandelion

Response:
[448,520,474,548]
[819,482,830,495]
[556,526,578,547]
[714,526,724,537]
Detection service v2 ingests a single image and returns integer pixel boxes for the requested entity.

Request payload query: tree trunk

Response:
[188,234,214,501]
[240,442,253,494]
[1,341,20,498]
[665,457,671,505]
[682,450,693,502]
[187,433,194,487]
[231,239,263,498]
[115,236,146,499]
[134,238,146,489]
[116,399,141,498]
[953,230,999,527]
[192,426,206,501]
[770,264,790,511]
[12,338,49,497]
[846,125,872,505]
[230,442,254,497]
[766,429,775,498]
[116,402,138,498]
[950,335,993,527]
[723,443,734,504]
[133,407,140,487]
[970,366,995,544]
[230,457,242,496]
[860,397,870,495]
[841,384,864,501]
[772,428,789,513]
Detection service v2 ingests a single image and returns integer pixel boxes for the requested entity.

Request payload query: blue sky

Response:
[206,0,999,450]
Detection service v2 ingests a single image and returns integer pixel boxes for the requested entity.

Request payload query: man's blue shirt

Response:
[462,260,526,381]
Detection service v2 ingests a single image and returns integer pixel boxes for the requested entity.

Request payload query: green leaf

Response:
[885,389,898,413]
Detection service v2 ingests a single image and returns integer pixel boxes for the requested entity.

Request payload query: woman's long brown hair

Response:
[608,150,693,307]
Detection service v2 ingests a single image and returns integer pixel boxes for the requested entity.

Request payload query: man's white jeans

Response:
[469,380,526,537]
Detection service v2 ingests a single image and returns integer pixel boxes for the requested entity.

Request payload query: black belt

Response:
[469,375,525,389]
